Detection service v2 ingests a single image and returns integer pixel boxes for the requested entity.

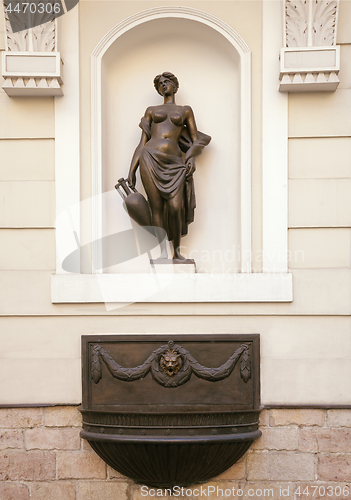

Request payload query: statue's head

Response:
[154,72,179,96]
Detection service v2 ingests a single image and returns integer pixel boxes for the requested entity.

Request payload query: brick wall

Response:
[0,407,350,499]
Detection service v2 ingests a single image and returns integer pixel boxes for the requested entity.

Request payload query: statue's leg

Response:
[168,188,186,260]
[140,166,168,258]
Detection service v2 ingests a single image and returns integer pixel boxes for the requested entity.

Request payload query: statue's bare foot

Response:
[173,251,187,261]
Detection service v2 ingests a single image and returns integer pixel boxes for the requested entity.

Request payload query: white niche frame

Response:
[52,3,292,303]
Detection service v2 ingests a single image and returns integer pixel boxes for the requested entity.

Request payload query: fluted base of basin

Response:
[80,410,261,487]
[84,434,259,487]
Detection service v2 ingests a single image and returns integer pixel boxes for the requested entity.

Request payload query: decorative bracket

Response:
[1,2,63,96]
[280,0,340,92]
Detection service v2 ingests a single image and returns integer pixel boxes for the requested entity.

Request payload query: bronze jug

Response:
[115,177,152,228]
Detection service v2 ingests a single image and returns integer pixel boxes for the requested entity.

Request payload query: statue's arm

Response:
[128,108,152,186]
[184,106,199,178]
[184,106,199,146]
[183,106,211,177]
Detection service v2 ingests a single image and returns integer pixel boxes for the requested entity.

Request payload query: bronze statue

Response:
[117,72,211,263]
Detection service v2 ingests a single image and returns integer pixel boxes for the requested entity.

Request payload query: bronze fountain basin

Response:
[80,334,261,487]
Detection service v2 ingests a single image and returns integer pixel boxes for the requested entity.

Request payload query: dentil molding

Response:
[2,3,63,96]
[280,0,340,92]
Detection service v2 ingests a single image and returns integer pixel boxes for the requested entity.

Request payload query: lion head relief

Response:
[160,348,183,377]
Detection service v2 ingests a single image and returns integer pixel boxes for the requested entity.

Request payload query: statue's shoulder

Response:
[183,105,194,113]
[144,106,154,116]
[182,105,195,119]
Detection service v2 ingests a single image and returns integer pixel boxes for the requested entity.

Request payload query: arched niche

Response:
[91,7,251,274]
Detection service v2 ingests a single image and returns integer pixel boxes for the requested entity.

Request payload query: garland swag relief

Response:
[91,341,251,387]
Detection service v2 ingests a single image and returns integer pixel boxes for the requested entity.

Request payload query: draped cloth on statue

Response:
[139,117,211,241]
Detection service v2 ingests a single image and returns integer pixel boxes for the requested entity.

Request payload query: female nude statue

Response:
[127,72,211,262]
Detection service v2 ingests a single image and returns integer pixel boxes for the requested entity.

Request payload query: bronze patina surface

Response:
[116,72,211,262]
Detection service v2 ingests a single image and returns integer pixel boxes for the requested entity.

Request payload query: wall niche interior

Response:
[101,17,241,274]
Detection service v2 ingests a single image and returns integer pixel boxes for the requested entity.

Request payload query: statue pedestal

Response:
[150,259,196,274]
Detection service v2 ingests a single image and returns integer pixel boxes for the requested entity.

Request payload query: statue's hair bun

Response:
[153,72,179,95]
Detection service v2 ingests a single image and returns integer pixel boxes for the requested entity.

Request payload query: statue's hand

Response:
[128,171,136,187]
[186,158,196,178]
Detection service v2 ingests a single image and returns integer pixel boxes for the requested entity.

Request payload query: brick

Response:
[318,454,351,481]
[213,455,245,480]
[57,451,106,479]
[299,428,351,453]
[78,481,129,500]
[242,483,294,500]
[251,427,298,451]
[0,408,43,428]
[269,409,325,427]
[327,409,351,428]
[259,409,270,426]
[0,482,30,500]
[82,439,92,451]
[0,429,24,449]
[26,427,80,450]
[299,428,318,452]
[0,450,56,480]
[45,406,82,427]
[247,452,315,481]
[108,465,128,480]
[31,481,76,500]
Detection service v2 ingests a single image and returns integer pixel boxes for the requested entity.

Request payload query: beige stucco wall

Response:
[0,0,350,406]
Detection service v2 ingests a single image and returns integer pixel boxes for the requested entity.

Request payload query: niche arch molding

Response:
[91,6,252,274]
